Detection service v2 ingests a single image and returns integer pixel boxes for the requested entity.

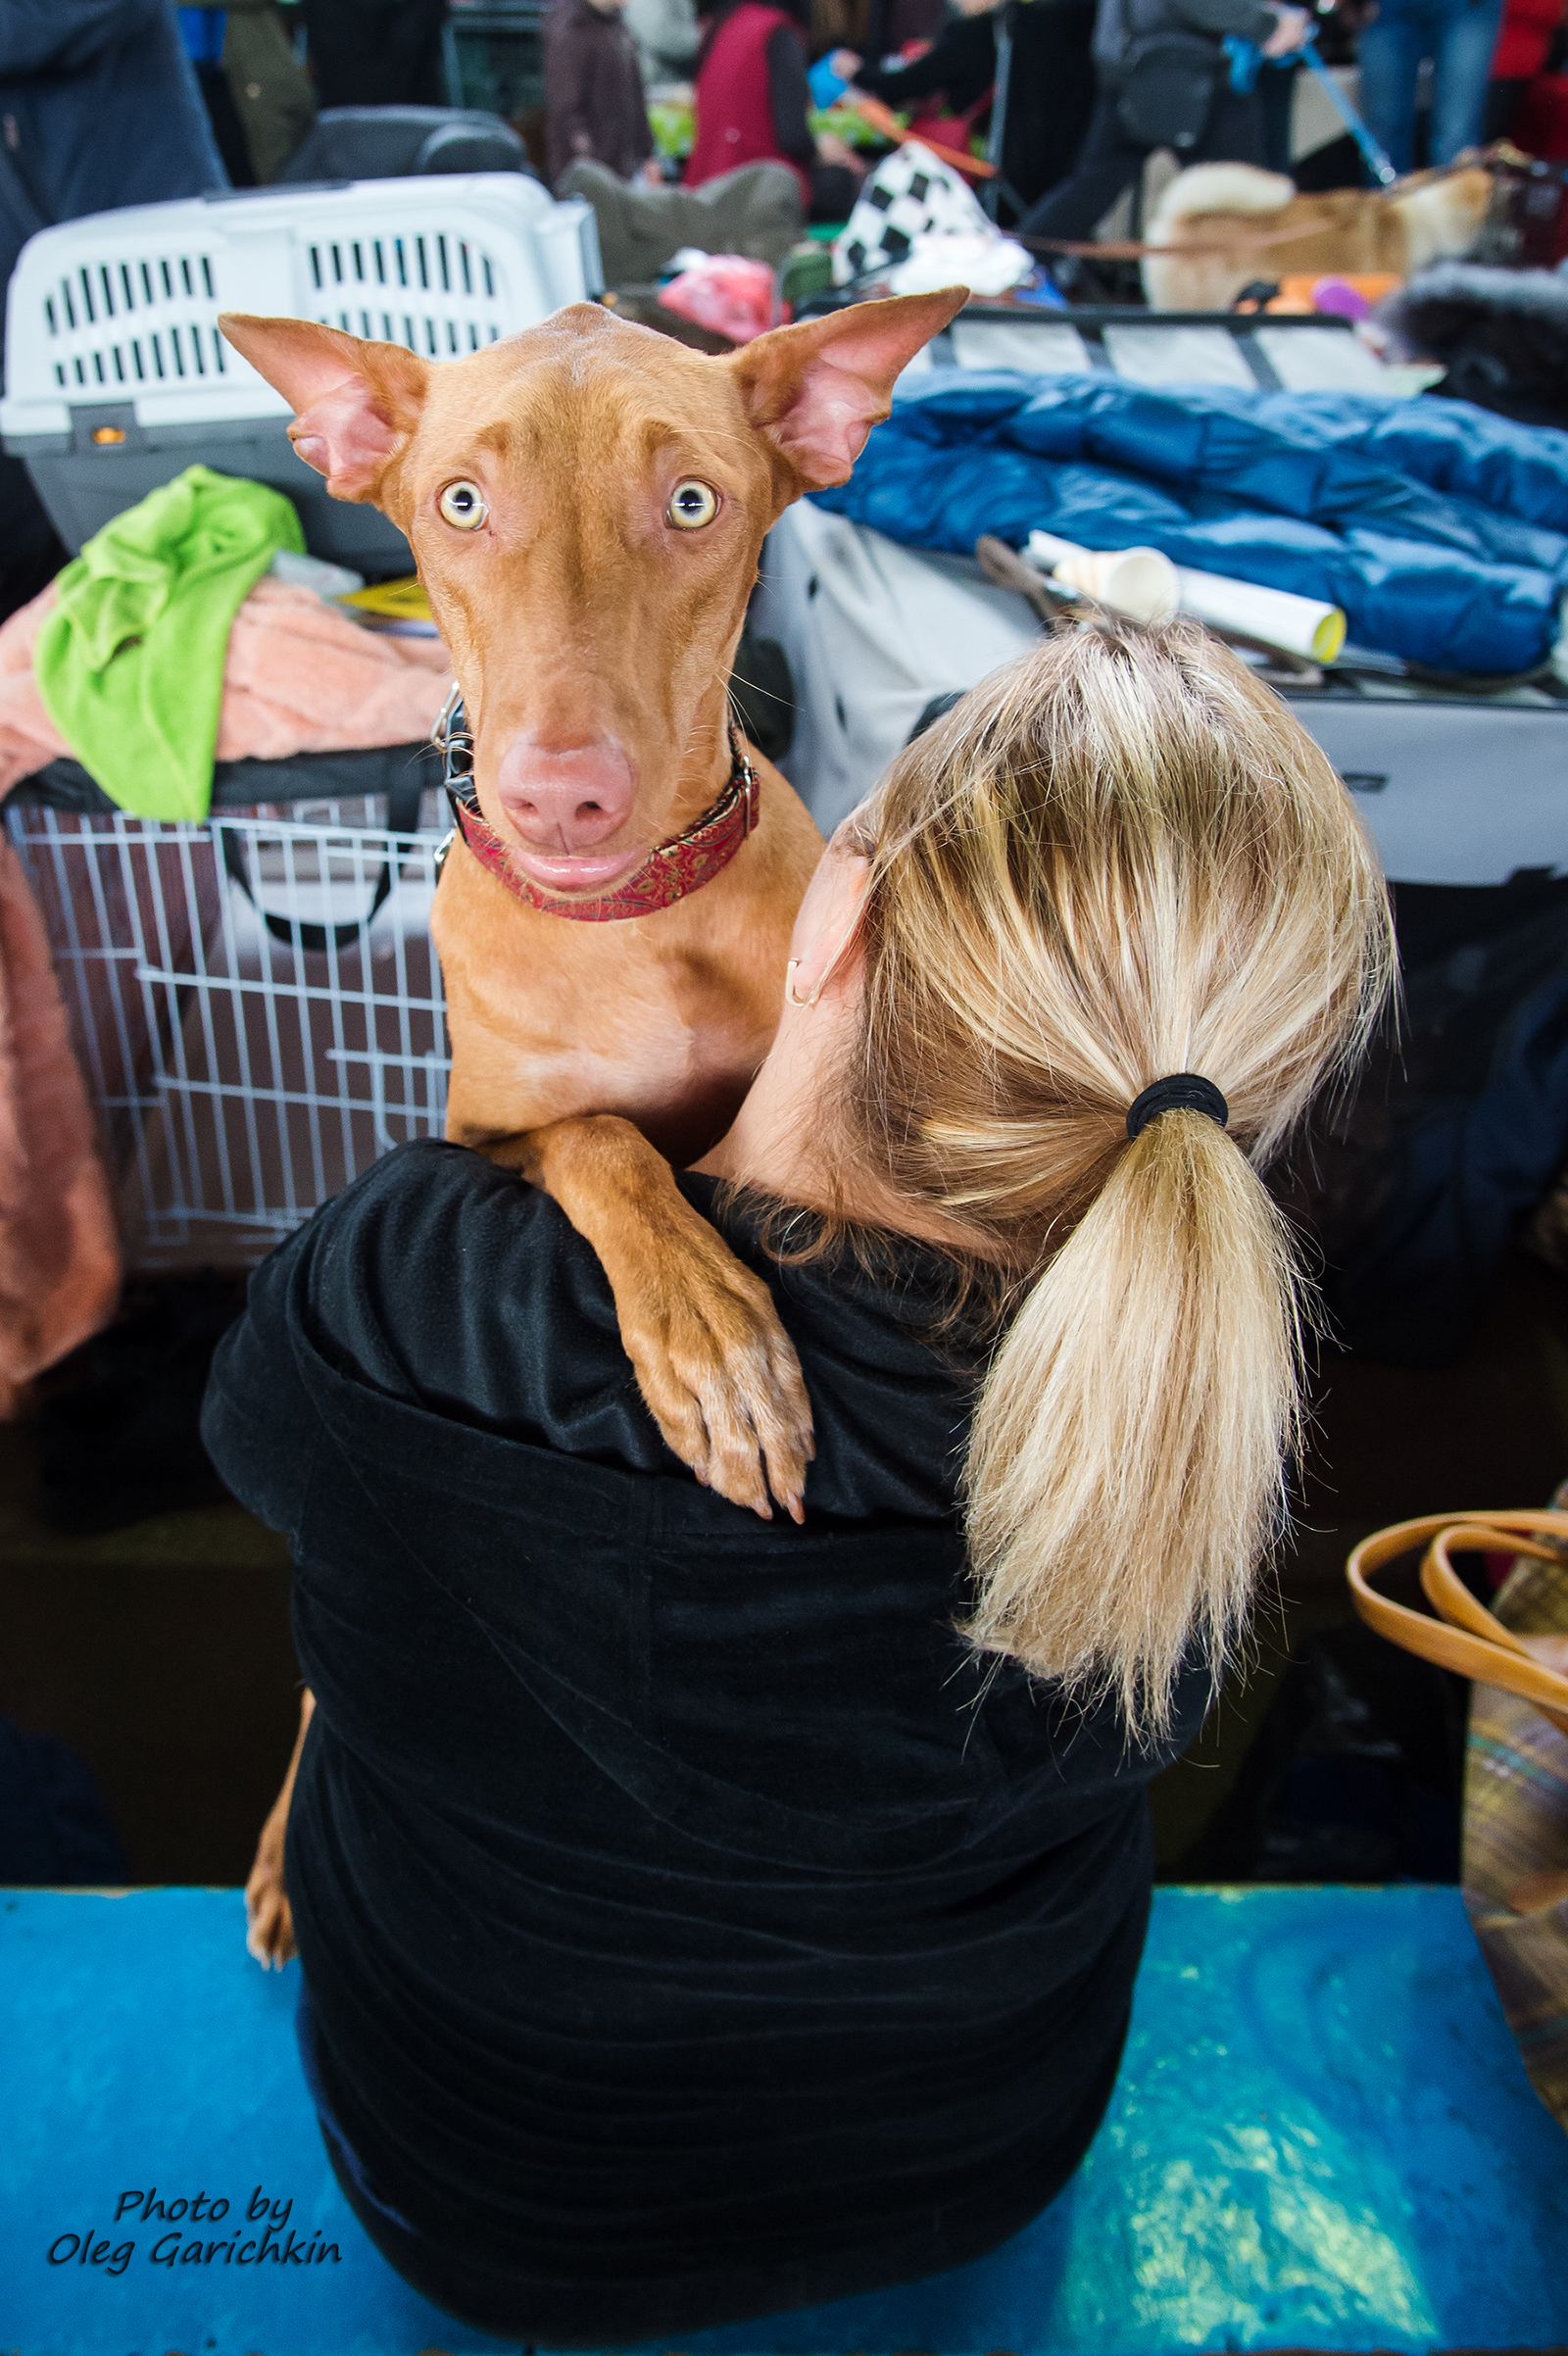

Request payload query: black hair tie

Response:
[1125,1074,1229,1141]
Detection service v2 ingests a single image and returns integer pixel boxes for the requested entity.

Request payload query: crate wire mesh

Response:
[5,792,451,1270]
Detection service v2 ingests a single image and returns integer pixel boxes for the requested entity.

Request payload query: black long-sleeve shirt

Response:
[203,1141,1206,2341]
[765,19,815,160]
[763,21,863,217]
[856,1,1101,216]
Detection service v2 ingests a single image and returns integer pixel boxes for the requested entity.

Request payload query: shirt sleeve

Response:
[853,16,994,109]
[203,1141,676,1510]
[766,22,816,167]
[201,1222,324,1551]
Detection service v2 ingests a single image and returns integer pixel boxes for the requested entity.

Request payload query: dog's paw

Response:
[244,1813,297,1969]
[617,1223,814,1521]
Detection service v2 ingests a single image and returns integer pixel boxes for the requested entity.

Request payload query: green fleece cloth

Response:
[34,466,305,821]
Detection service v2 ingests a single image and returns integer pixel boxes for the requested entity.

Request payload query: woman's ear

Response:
[789,844,871,1007]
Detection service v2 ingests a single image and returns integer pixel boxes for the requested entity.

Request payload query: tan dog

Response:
[221,287,964,1964]
[1141,161,1493,313]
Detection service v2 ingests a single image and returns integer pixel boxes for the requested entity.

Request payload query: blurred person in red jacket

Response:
[1485,0,1567,136]
[686,0,864,217]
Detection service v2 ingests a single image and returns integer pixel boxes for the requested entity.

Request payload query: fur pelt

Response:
[1379,263,1568,426]
[1141,162,1494,313]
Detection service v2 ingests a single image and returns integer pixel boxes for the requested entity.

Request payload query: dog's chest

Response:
[553,1000,750,1114]
[445,927,773,1157]
[552,1025,756,1161]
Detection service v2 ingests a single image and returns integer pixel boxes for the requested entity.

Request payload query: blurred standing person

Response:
[178,0,318,182]
[546,0,660,185]
[1014,0,1311,242]
[0,0,227,618]
[178,0,258,180]
[301,0,449,107]
[835,0,1100,225]
[687,0,863,217]
[0,1,225,278]
[1352,0,1502,169]
[1485,0,1566,136]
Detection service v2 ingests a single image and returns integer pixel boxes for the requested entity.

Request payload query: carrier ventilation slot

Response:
[35,228,514,399]
[42,252,225,395]
[304,232,504,357]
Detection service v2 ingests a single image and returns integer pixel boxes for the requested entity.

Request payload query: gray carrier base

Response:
[10,408,413,573]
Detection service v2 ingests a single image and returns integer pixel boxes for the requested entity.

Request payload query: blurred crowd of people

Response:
[0,0,1561,370]
[1,0,1560,270]
[0,0,1557,605]
[538,0,1564,238]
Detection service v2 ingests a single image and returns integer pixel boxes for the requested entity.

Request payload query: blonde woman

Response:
[204,623,1393,2340]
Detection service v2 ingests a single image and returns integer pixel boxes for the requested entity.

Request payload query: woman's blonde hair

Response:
[843,622,1395,1741]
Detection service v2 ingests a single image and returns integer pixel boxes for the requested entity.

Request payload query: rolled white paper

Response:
[1025,531,1348,663]
[1024,531,1179,625]
[1175,567,1347,663]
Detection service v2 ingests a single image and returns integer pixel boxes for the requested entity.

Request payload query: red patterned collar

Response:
[434,691,760,922]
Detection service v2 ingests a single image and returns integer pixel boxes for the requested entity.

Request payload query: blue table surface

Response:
[3,1884,1565,2356]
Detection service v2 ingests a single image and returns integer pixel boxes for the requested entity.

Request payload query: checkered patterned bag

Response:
[1462,1498,1568,2131]
[832,141,991,287]
[1348,1500,1568,2134]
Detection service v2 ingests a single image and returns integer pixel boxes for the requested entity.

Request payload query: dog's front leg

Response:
[246,1687,314,1968]
[484,1114,813,1522]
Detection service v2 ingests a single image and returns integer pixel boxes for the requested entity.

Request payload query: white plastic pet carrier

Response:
[0,174,603,569]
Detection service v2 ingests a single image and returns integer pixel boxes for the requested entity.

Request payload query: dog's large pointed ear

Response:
[725,288,967,494]
[219,315,429,505]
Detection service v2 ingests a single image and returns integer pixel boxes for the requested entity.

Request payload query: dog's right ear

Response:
[726,287,967,497]
[219,315,429,505]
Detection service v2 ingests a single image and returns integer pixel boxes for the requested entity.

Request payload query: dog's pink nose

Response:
[495,737,636,852]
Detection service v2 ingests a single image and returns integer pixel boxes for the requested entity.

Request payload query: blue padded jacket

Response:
[811,372,1568,674]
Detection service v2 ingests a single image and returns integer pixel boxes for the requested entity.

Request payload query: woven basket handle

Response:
[1347,1510,1568,1742]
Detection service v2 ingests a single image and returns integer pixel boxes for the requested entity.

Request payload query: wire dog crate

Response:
[6,772,451,1270]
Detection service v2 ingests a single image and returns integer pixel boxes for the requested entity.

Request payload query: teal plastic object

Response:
[3,1885,1564,2353]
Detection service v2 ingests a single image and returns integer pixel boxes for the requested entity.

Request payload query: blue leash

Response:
[1222,32,1399,187]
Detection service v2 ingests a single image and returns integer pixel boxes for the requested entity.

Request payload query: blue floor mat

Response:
[3,1884,1564,2354]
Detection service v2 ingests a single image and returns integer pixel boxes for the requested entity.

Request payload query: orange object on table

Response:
[1265,270,1402,313]
[849,93,995,178]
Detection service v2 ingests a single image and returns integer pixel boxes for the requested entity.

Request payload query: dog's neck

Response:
[675,678,747,824]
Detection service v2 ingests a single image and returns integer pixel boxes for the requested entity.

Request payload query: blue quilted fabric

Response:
[811,374,1568,674]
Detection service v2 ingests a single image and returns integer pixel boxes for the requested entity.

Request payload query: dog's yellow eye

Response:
[438,480,487,531]
[667,479,718,531]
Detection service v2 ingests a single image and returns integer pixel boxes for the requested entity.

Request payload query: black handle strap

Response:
[220,765,429,955]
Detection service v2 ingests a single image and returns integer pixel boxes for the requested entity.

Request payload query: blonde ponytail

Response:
[963,1107,1303,1740]
[839,620,1394,1738]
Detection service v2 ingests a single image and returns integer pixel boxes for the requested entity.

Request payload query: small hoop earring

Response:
[787,915,861,1011]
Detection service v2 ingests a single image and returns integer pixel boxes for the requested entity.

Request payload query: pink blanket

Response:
[0,574,454,1406]
[0,575,453,795]
[0,838,121,1414]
